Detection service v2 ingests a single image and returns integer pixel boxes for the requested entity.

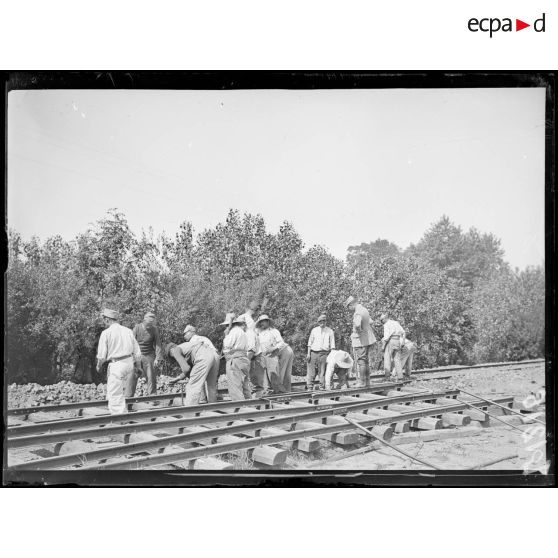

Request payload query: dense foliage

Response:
[6,210,545,384]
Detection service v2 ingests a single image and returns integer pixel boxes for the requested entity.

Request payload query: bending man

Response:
[324,349,354,391]
[166,325,220,405]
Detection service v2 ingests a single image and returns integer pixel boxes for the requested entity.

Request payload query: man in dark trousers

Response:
[126,312,163,399]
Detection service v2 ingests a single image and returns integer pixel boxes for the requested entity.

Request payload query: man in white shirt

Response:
[255,314,293,393]
[380,313,405,380]
[96,308,141,415]
[324,350,354,390]
[306,314,335,390]
[167,325,220,404]
[236,300,265,397]
[222,315,252,400]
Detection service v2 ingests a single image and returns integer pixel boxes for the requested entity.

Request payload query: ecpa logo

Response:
[468,13,546,37]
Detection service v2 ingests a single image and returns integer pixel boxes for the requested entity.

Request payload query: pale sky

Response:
[7,87,546,269]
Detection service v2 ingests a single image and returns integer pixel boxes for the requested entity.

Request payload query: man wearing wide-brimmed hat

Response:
[126,312,163,400]
[380,313,405,380]
[96,308,142,414]
[344,296,377,387]
[324,349,354,391]
[222,314,252,400]
[255,315,293,393]
[306,314,336,390]
[166,325,220,404]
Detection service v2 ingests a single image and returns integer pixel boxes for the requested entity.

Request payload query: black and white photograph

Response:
[3,72,553,486]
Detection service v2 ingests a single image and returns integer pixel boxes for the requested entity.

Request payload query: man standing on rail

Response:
[126,312,163,401]
[255,314,293,393]
[324,349,354,391]
[166,325,220,404]
[96,308,142,415]
[222,314,252,400]
[344,296,377,387]
[380,313,405,380]
[306,314,336,390]
[236,300,266,398]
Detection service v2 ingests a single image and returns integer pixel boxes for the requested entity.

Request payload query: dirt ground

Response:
[289,362,547,471]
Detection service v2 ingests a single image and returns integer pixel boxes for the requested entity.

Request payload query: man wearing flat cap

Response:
[166,325,220,405]
[306,314,336,390]
[344,296,377,387]
[96,308,142,414]
[222,314,252,400]
[126,312,163,400]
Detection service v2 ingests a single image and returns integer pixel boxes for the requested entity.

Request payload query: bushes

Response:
[5,210,545,384]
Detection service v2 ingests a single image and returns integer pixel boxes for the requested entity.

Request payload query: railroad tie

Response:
[386,404,443,430]
[118,428,233,470]
[186,411,288,467]
[334,395,411,433]
[275,399,360,445]
[434,398,490,423]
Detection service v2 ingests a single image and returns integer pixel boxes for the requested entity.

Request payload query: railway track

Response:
[6,382,525,471]
[6,358,543,471]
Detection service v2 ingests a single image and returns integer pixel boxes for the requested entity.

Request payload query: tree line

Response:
[6,209,544,384]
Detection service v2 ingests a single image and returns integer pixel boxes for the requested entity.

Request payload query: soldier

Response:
[236,301,266,397]
[344,296,377,387]
[255,314,293,393]
[222,314,252,400]
[324,349,354,391]
[306,314,336,390]
[166,325,220,405]
[126,312,163,402]
[380,313,405,380]
[96,308,141,414]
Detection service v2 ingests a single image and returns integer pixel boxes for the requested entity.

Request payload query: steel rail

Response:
[8,357,542,416]
[6,382,407,437]
[76,395,516,471]
[400,357,544,376]
[7,389,460,448]
[10,398,511,470]
[7,380,405,420]
[8,394,514,471]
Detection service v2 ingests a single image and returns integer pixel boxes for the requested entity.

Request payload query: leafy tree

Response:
[471,266,544,362]
[347,239,401,266]
[409,216,507,288]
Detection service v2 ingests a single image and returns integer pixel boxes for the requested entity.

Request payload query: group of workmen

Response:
[95,296,417,415]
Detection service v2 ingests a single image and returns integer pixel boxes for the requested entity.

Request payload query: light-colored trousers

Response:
[107,359,134,414]
[186,345,219,406]
[226,355,252,401]
[400,344,416,377]
[384,338,403,379]
[198,352,220,404]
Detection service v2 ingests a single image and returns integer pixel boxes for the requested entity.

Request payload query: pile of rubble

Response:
[7,376,187,408]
